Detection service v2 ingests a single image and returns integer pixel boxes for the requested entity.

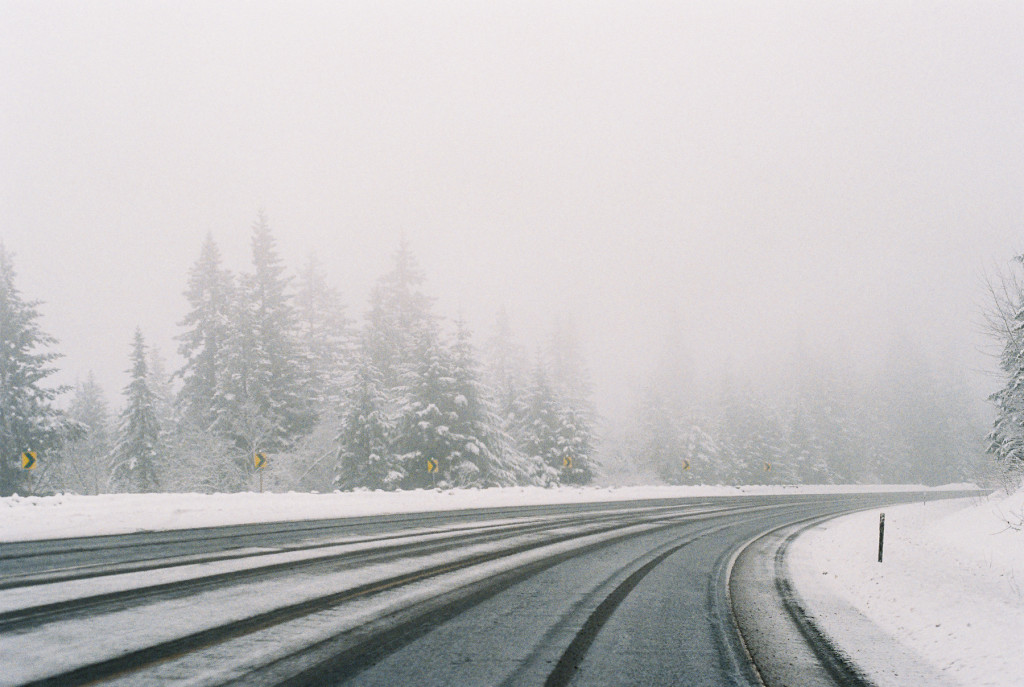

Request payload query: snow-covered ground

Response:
[0,483,956,542]
[3,483,1013,686]
[789,489,1024,687]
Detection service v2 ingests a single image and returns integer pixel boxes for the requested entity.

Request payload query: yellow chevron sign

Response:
[426,459,439,473]
[682,459,691,471]
[563,455,573,469]
[763,461,771,472]
[21,451,37,470]
[254,452,267,469]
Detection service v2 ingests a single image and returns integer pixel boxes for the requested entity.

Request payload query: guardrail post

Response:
[878,512,885,563]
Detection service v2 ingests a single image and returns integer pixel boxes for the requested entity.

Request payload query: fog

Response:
[3,1,1022,428]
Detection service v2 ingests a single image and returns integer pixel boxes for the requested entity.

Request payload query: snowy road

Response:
[0,491,981,686]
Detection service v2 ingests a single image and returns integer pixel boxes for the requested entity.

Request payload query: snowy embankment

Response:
[0,483,958,543]
[789,489,1024,687]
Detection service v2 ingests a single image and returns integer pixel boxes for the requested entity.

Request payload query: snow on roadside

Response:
[0,484,957,542]
[789,490,1024,687]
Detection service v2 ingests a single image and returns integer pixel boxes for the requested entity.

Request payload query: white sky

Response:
[2,1,1023,417]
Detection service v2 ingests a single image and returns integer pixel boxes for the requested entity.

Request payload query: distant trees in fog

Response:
[615,345,982,487]
[0,225,993,496]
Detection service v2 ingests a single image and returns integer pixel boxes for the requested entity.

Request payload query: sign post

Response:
[254,452,267,493]
[878,512,885,563]
[22,451,37,496]
[427,458,438,488]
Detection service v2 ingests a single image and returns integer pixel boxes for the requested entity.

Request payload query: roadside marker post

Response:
[254,452,267,493]
[427,459,438,488]
[878,513,885,563]
[22,451,37,495]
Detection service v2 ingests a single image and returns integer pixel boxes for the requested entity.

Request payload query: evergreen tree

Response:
[217,214,311,454]
[365,239,436,390]
[296,253,352,410]
[335,345,396,489]
[246,212,313,443]
[0,244,68,495]
[111,329,161,492]
[544,318,597,484]
[393,328,463,489]
[57,373,114,494]
[555,397,596,484]
[519,361,564,485]
[447,318,530,486]
[986,255,1024,487]
[681,420,718,480]
[486,307,529,427]
[147,346,176,437]
[176,234,234,430]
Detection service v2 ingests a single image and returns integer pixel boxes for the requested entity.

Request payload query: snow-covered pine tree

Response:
[296,253,352,411]
[448,318,533,486]
[986,256,1024,488]
[485,307,530,428]
[681,420,718,481]
[335,344,396,490]
[545,318,596,484]
[364,239,436,391]
[147,347,176,438]
[111,329,161,493]
[392,328,463,489]
[518,360,565,486]
[246,212,313,444]
[216,214,311,460]
[176,234,235,431]
[554,398,596,484]
[0,244,68,496]
[57,373,114,494]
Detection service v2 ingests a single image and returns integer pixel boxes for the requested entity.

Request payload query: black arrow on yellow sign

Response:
[682,459,691,471]
[254,452,267,469]
[562,455,573,469]
[21,451,37,470]
[426,459,438,473]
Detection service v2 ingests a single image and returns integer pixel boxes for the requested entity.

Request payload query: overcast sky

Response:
[2,1,1022,416]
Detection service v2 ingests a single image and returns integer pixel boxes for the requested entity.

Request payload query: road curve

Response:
[0,490,981,687]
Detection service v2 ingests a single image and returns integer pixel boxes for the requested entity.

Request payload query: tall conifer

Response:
[0,244,67,495]
[112,329,161,492]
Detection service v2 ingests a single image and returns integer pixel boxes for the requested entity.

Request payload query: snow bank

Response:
[790,490,1024,687]
[1,483,942,542]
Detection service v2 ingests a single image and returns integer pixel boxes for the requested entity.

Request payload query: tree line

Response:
[610,347,982,487]
[1,217,993,495]
[0,218,594,496]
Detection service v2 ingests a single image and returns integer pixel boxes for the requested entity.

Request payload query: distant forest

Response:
[0,216,990,496]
